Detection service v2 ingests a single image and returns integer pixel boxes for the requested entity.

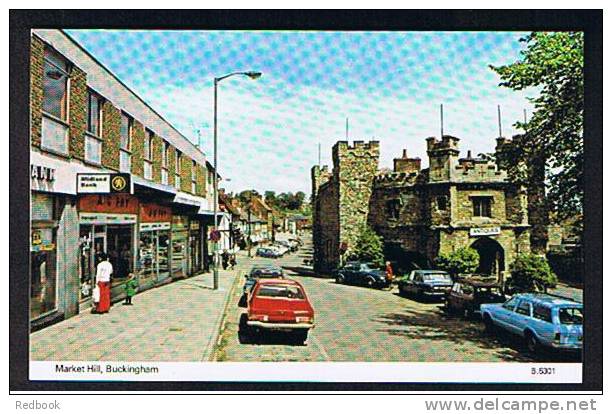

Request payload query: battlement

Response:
[373,170,421,187]
[334,140,380,152]
[454,153,507,182]
[426,135,460,152]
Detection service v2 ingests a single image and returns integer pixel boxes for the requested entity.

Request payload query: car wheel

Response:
[293,329,308,345]
[525,331,539,354]
[336,274,345,284]
[483,314,496,334]
[238,314,252,344]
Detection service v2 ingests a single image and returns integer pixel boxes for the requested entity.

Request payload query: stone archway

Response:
[470,237,505,276]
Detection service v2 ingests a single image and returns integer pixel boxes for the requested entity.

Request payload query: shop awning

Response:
[173,191,203,208]
[132,175,177,196]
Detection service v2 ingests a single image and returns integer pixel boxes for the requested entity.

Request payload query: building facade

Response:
[30,30,217,329]
[312,137,532,280]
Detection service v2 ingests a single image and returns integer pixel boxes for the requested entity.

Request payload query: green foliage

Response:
[347,225,385,268]
[434,248,480,278]
[506,253,558,292]
[491,32,584,227]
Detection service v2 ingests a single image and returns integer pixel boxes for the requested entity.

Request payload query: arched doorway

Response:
[470,237,505,276]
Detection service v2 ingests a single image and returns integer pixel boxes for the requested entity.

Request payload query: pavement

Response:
[215,238,581,363]
[30,260,242,362]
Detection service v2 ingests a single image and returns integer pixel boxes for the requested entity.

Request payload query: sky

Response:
[66,30,536,195]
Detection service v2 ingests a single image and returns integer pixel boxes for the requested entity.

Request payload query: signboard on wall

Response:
[140,203,172,223]
[77,194,139,214]
[469,227,501,237]
[77,173,131,194]
[79,213,137,225]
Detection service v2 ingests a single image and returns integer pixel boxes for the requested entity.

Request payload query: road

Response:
[214,237,580,362]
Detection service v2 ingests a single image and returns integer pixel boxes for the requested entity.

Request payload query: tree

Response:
[506,254,558,293]
[346,225,385,268]
[434,248,479,278]
[491,32,584,228]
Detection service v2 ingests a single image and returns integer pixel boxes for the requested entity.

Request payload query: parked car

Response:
[239,278,315,344]
[239,264,284,306]
[445,277,506,318]
[398,270,453,300]
[256,247,282,258]
[271,242,291,255]
[334,261,390,289]
[480,293,583,353]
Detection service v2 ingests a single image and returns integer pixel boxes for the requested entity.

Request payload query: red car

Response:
[239,278,315,344]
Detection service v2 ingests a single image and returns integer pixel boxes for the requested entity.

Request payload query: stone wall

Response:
[313,180,339,273]
[453,187,507,225]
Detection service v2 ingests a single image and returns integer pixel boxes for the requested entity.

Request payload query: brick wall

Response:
[151,134,163,183]
[101,101,120,171]
[180,155,193,193]
[196,163,207,197]
[30,36,44,148]
[167,146,176,187]
[131,119,145,176]
[68,66,87,160]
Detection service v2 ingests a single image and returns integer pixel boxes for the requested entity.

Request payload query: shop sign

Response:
[189,221,200,230]
[31,165,55,182]
[78,194,139,214]
[79,212,137,225]
[140,222,171,231]
[140,203,172,223]
[470,227,501,237]
[31,228,54,252]
[77,173,131,194]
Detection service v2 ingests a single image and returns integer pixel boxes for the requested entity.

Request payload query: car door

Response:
[447,283,461,310]
[508,299,533,336]
[531,304,556,344]
[342,263,356,284]
[493,296,520,329]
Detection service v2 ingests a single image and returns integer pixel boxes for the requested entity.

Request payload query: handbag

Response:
[92,285,100,303]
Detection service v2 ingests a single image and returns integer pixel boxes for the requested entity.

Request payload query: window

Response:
[161,141,169,185]
[533,304,553,323]
[558,307,583,325]
[436,196,448,211]
[256,285,305,299]
[120,113,132,172]
[41,47,70,154]
[175,150,181,189]
[472,196,492,217]
[515,300,532,316]
[144,129,153,180]
[42,47,69,120]
[502,296,519,311]
[87,90,103,136]
[191,160,197,193]
[386,199,401,220]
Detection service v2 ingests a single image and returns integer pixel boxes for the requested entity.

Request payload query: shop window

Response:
[472,196,492,217]
[120,113,132,172]
[30,193,57,319]
[386,199,401,220]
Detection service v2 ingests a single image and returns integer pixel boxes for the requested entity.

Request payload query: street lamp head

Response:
[245,71,262,80]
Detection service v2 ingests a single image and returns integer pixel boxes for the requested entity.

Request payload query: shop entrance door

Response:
[79,225,107,302]
[107,225,133,280]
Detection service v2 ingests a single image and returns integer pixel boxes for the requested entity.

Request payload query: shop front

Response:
[31,192,58,321]
[78,194,138,305]
[171,215,189,279]
[138,202,172,288]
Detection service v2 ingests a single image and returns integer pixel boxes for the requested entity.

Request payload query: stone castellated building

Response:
[311,141,380,273]
[312,136,533,281]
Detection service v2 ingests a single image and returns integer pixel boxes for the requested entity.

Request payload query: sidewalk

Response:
[30,259,246,362]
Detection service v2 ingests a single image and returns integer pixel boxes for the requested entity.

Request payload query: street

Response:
[214,237,580,362]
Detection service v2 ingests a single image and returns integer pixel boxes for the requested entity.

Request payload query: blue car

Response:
[398,270,453,300]
[335,261,390,289]
[481,293,583,354]
[256,247,282,258]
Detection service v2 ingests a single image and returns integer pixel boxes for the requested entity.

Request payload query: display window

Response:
[31,193,58,320]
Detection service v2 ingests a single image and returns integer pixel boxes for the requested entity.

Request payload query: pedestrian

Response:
[95,252,113,313]
[229,254,237,270]
[221,250,229,270]
[385,261,394,284]
[124,273,138,305]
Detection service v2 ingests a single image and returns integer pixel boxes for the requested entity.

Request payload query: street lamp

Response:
[212,71,262,290]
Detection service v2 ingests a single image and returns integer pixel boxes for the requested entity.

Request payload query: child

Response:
[124,273,138,305]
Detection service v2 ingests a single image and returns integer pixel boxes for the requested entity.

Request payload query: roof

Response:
[455,277,501,287]
[256,278,302,286]
[250,264,283,273]
[515,293,582,306]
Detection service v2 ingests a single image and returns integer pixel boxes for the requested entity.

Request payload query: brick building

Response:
[311,137,532,280]
[30,30,218,329]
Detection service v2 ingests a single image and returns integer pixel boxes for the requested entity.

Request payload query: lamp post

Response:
[212,71,261,290]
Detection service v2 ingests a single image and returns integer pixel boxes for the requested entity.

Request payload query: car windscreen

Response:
[256,285,305,299]
[558,307,583,325]
[422,273,451,282]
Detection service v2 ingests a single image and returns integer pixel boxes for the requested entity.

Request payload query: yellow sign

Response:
[31,230,42,245]
[111,175,127,192]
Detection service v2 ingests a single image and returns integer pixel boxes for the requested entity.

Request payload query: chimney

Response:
[393,150,421,174]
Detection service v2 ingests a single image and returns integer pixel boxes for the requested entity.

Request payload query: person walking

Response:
[385,261,394,284]
[124,273,138,305]
[95,253,113,313]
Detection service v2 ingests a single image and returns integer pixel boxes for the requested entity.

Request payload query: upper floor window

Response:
[175,150,181,174]
[191,160,197,193]
[386,199,401,220]
[87,90,103,136]
[144,129,154,161]
[472,196,492,218]
[43,47,70,121]
[120,113,132,151]
[436,196,448,211]
[162,141,169,167]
